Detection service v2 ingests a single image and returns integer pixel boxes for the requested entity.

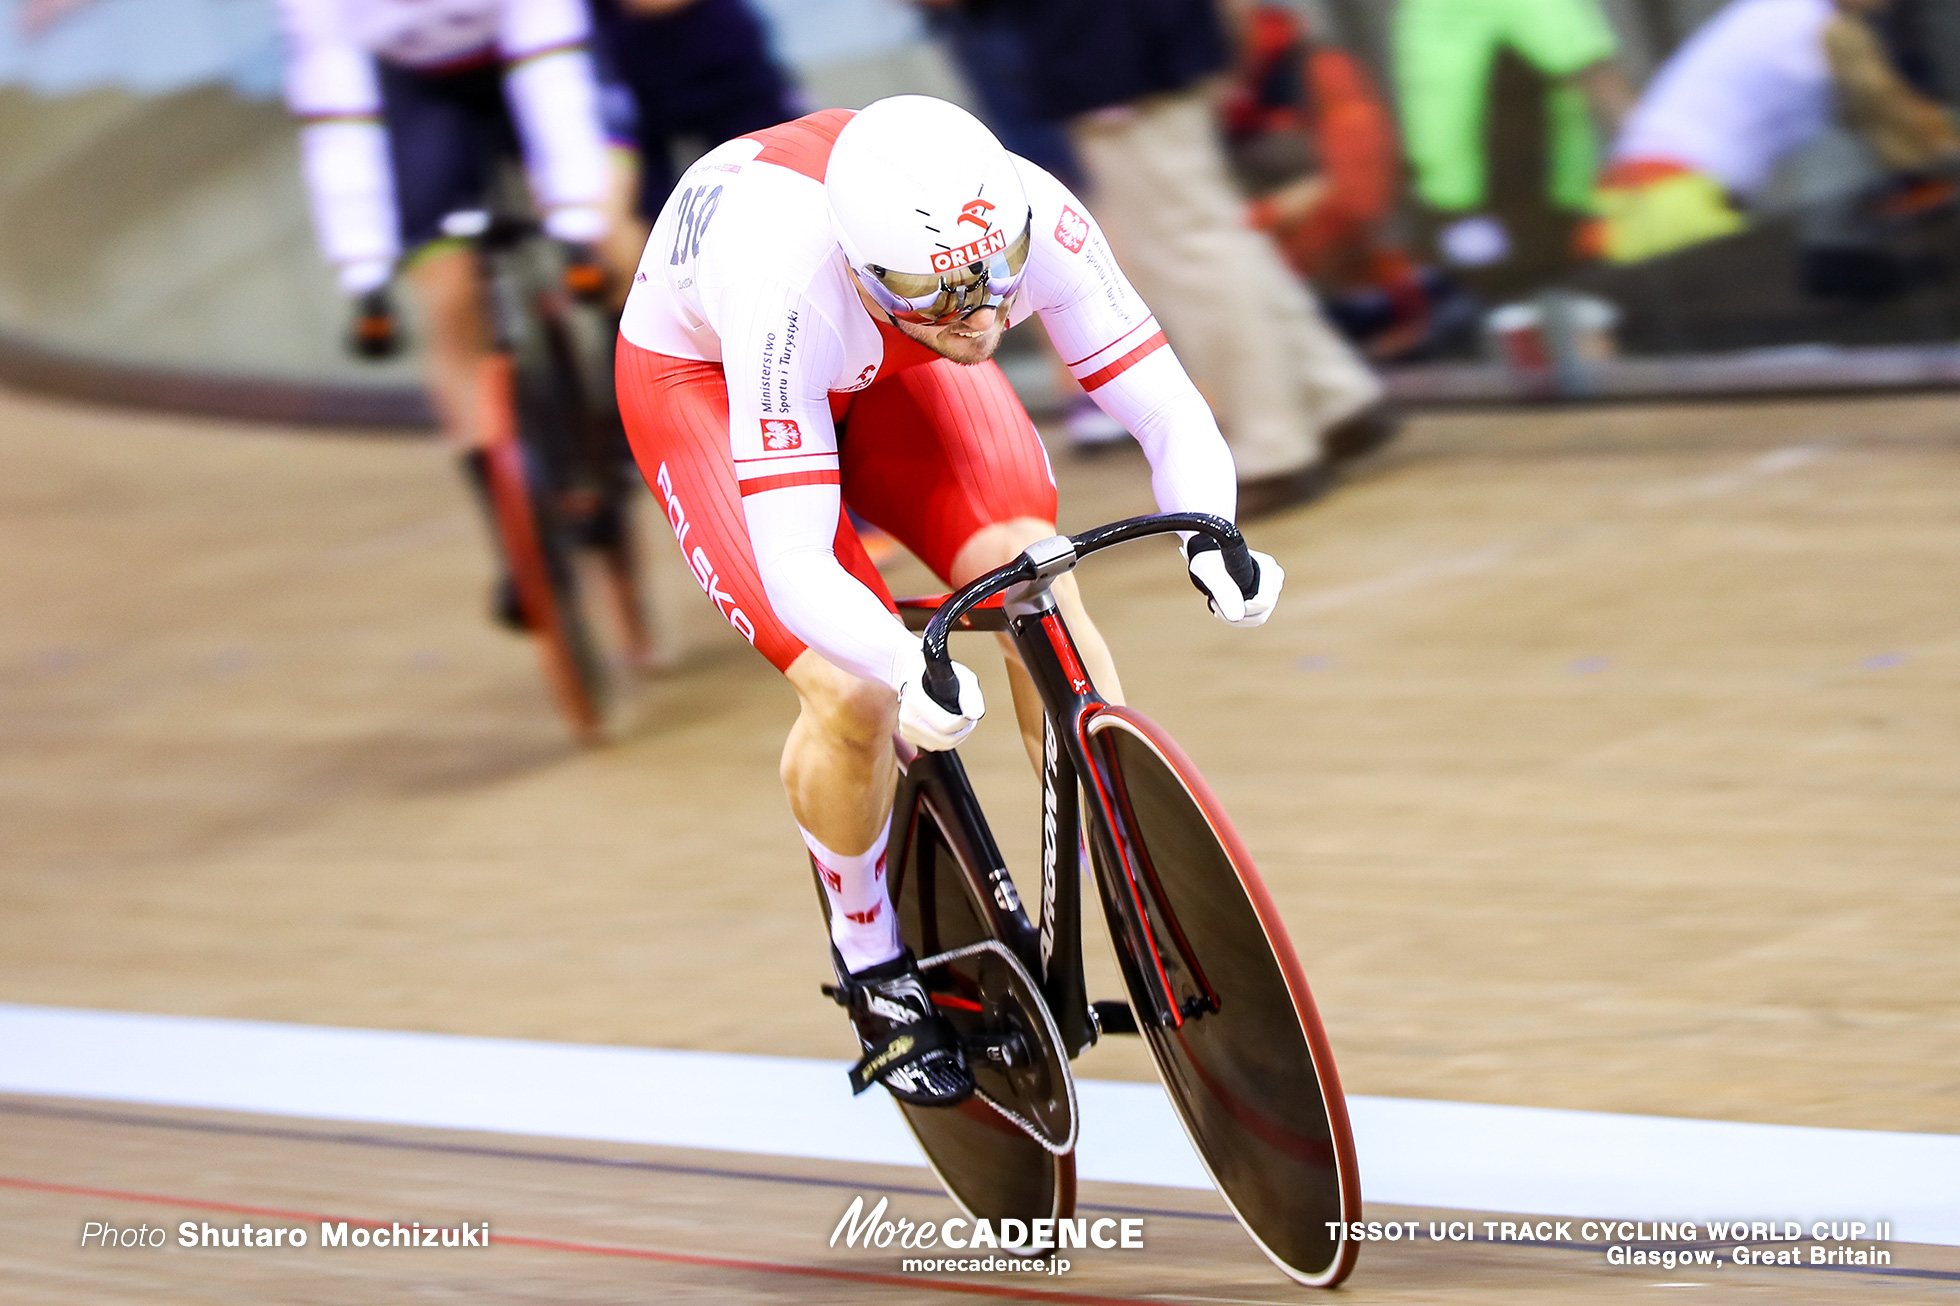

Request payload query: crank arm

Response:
[962,1030,1033,1069]
[1091,999,1140,1036]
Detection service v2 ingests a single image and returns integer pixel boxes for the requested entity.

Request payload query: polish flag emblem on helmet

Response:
[761,419,802,451]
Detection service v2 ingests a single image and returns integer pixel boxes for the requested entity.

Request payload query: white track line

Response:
[2,1004,1953,1244]
[1284,545,1518,618]
[1648,442,1835,504]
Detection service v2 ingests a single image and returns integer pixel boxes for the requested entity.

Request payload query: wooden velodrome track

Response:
[1,380,1956,1301]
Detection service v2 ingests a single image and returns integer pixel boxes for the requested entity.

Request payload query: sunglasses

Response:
[855,218,1033,326]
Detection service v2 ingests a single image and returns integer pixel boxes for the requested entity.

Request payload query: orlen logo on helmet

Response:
[957,198,995,231]
[931,226,1007,274]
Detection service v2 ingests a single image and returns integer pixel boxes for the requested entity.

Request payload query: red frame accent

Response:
[893,592,1009,634]
[1074,708,1182,1026]
[1040,612,1092,693]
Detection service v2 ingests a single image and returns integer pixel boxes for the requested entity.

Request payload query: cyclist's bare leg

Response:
[402,244,491,449]
[598,517,660,675]
[782,650,968,1098]
[781,650,900,856]
[952,517,1125,771]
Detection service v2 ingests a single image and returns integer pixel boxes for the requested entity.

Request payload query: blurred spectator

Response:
[1221,3,1470,360]
[1597,0,1960,264]
[1874,0,1944,96]
[588,0,799,218]
[586,0,798,303]
[1393,0,1635,292]
[908,0,1081,190]
[904,0,1119,450]
[1004,0,1390,513]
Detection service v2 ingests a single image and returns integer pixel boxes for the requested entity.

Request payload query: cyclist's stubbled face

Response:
[897,306,1006,365]
[851,280,1007,366]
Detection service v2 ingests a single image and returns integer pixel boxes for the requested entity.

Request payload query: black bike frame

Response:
[900,512,1258,1060]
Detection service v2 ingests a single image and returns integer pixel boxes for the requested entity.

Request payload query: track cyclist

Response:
[615,98,1286,1105]
[277,0,621,627]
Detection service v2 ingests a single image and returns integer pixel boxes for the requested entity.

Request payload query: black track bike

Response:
[818,512,1362,1287]
[453,192,650,744]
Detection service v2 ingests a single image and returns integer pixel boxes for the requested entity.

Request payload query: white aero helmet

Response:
[826,96,1033,325]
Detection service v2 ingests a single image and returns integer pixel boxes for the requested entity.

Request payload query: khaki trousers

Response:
[1069,87,1382,480]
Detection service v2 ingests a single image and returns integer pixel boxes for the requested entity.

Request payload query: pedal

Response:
[821,982,845,1006]
[1092,999,1140,1035]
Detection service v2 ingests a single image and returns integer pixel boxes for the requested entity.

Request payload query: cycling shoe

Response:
[833,949,974,1107]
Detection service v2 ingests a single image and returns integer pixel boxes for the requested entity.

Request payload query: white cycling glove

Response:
[891,646,986,751]
[1187,543,1285,628]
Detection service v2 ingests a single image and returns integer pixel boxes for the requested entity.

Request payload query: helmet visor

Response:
[857,215,1032,325]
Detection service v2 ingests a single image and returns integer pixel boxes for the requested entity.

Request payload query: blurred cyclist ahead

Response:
[277,0,620,623]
